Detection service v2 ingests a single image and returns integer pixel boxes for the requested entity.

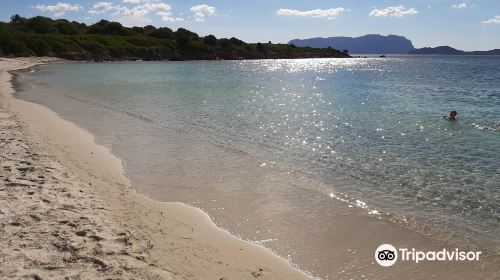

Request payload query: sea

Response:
[15,56,500,279]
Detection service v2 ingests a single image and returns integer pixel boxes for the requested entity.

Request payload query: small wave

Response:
[472,122,500,131]
[254,238,278,245]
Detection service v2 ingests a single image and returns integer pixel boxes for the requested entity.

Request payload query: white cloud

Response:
[122,0,159,3]
[276,7,350,19]
[112,3,155,26]
[452,3,467,9]
[116,14,152,26]
[369,6,418,17]
[142,2,171,13]
[113,6,148,17]
[89,2,116,14]
[88,0,184,25]
[35,2,83,16]
[157,11,184,22]
[190,4,216,22]
[482,16,500,24]
[114,2,172,17]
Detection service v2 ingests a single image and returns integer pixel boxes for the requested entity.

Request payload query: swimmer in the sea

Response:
[444,110,458,120]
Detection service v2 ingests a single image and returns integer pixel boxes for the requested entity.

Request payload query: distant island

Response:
[409,46,465,55]
[289,34,415,54]
[409,46,500,55]
[0,15,350,61]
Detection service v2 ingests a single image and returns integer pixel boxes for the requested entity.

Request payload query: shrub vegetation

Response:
[0,15,350,61]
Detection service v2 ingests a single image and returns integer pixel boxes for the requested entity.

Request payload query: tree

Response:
[102,22,128,35]
[175,28,199,40]
[230,37,244,45]
[175,28,199,48]
[149,27,173,39]
[143,25,156,33]
[55,20,80,35]
[87,19,109,34]
[203,34,217,46]
[10,14,26,25]
[132,26,144,34]
[0,26,28,55]
[26,36,51,55]
[256,42,265,52]
[26,16,56,34]
[219,38,231,49]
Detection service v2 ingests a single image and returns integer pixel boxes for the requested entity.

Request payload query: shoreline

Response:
[2,57,499,280]
[0,57,313,279]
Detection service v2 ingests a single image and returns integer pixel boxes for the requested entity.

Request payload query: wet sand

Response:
[0,57,311,279]
[1,57,498,280]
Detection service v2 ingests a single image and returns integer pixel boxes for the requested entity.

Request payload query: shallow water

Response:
[16,56,500,279]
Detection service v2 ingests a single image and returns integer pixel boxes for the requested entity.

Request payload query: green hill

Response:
[0,15,350,61]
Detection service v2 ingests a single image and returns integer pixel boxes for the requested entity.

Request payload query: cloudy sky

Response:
[1,0,500,51]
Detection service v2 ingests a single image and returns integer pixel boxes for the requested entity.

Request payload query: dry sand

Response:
[0,57,312,280]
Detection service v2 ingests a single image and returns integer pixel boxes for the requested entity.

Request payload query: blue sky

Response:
[1,0,500,50]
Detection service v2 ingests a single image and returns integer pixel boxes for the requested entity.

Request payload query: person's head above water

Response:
[449,110,458,120]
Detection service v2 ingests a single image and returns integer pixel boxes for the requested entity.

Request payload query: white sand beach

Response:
[0,57,311,279]
[2,57,499,280]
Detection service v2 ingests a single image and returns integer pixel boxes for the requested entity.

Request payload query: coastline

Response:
[0,57,312,279]
[2,57,499,280]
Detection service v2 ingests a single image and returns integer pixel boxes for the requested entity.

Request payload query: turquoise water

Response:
[17,57,500,277]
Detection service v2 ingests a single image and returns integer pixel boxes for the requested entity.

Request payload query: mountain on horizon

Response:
[409,46,466,55]
[289,34,415,54]
[409,46,500,55]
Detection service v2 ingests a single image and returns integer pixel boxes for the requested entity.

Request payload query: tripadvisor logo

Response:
[375,244,398,267]
[375,244,482,267]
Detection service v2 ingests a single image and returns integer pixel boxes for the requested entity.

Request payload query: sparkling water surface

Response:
[17,56,500,277]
